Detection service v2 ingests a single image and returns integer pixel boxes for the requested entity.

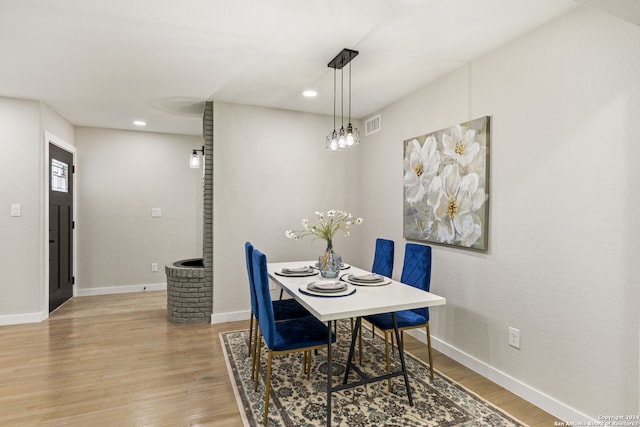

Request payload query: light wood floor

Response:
[0,291,560,426]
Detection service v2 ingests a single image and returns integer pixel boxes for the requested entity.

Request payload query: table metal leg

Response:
[343,317,361,384]
[326,320,332,427]
[391,313,413,406]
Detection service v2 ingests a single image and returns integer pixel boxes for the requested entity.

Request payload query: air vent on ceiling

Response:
[364,114,381,136]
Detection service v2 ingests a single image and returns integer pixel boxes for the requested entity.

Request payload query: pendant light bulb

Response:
[337,126,347,149]
[326,130,339,150]
[346,123,358,146]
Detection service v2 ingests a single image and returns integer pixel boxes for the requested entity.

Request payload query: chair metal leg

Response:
[264,351,273,425]
[251,330,262,391]
[247,311,254,356]
[304,350,312,379]
[426,323,434,379]
[253,318,261,365]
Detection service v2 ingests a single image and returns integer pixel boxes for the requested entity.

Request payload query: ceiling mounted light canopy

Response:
[326,48,359,151]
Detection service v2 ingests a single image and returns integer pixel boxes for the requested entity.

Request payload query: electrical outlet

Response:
[509,327,520,349]
[151,262,158,272]
[10,204,21,217]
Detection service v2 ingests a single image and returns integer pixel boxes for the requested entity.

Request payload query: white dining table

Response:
[268,260,446,427]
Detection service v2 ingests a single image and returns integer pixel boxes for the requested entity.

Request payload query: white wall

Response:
[212,102,361,320]
[357,7,639,420]
[0,98,75,323]
[0,98,44,318]
[74,127,203,294]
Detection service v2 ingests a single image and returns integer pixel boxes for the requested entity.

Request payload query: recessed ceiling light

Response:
[133,120,146,126]
[302,90,317,98]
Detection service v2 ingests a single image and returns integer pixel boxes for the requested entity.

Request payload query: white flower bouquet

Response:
[285,210,363,243]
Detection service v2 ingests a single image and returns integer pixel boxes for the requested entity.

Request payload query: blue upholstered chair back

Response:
[252,248,277,349]
[371,238,394,278]
[245,242,259,319]
[400,243,432,319]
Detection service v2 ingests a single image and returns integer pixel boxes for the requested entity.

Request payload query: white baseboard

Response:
[211,309,250,324]
[0,311,48,326]
[406,329,595,424]
[210,290,287,324]
[75,283,167,296]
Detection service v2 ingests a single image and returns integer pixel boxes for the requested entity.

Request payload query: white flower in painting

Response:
[429,164,485,246]
[442,125,480,168]
[403,136,441,204]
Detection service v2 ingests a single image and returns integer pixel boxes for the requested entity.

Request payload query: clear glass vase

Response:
[318,240,342,278]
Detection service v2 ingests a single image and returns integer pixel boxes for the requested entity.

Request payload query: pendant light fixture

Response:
[326,48,359,151]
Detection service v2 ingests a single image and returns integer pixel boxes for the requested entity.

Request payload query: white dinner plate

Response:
[299,282,355,297]
[347,273,384,283]
[274,267,318,277]
[340,274,391,287]
[308,280,347,292]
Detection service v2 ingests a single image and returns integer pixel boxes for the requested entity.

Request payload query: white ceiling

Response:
[0,0,635,136]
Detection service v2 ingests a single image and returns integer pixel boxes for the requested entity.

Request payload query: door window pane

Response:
[51,158,68,193]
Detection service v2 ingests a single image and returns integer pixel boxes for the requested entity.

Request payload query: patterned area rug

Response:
[221,321,528,427]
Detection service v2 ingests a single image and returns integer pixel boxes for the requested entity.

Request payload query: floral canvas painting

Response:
[403,116,490,250]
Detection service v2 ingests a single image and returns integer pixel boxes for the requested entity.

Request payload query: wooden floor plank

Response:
[0,291,560,426]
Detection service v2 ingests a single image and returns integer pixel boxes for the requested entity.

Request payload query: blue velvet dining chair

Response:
[372,238,394,278]
[244,242,308,377]
[364,243,434,389]
[251,248,335,425]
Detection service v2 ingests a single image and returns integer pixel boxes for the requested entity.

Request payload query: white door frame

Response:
[42,131,77,316]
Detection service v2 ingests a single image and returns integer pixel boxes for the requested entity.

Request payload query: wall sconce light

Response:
[190,146,204,168]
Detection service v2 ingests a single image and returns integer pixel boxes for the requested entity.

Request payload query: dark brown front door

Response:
[49,143,74,312]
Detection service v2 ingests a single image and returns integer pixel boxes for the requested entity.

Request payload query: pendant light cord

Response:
[348,62,352,124]
[333,68,337,130]
[341,65,344,127]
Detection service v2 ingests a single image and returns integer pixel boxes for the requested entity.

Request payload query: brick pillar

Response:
[166,263,208,323]
[203,101,214,321]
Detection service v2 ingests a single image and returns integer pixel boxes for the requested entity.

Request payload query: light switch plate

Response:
[151,208,162,217]
[10,204,21,217]
[509,327,520,349]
